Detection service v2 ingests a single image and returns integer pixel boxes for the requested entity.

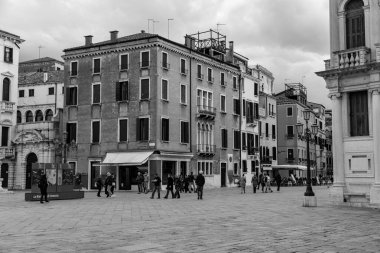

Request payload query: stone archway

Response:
[25,153,38,189]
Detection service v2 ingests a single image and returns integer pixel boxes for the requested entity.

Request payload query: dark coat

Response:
[152,176,161,186]
[195,174,205,187]
[96,178,103,188]
[38,175,48,191]
[275,174,282,183]
[105,175,112,186]
[167,176,174,189]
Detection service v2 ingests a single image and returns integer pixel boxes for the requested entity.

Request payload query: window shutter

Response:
[66,88,71,105]
[136,118,140,141]
[115,82,120,101]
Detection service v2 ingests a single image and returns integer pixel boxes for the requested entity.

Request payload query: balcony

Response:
[197,144,216,156]
[286,134,295,139]
[246,117,258,126]
[197,105,216,119]
[0,147,15,160]
[207,77,214,84]
[0,101,14,112]
[325,47,370,70]
[197,74,204,80]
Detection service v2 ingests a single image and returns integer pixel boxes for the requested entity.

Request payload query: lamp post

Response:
[62,131,67,164]
[296,109,318,207]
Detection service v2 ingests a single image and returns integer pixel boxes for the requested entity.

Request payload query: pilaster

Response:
[370,88,380,204]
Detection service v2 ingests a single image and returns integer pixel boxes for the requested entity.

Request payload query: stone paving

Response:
[0,186,380,253]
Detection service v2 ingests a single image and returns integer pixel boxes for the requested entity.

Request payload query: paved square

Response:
[0,186,379,252]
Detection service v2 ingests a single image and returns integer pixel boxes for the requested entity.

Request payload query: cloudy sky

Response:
[0,0,331,107]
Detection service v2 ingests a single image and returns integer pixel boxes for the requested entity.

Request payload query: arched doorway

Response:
[25,153,38,189]
[1,163,8,188]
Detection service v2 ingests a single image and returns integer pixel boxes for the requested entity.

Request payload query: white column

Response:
[370,89,380,204]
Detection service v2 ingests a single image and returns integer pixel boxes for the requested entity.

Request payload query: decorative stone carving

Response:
[1,71,14,77]
[13,130,44,144]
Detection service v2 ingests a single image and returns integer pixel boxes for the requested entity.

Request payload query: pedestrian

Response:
[240,174,246,194]
[179,173,184,192]
[275,173,282,191]
[150,173,161,199]
[104,172,112,197]
[38,173,49,203]
[184,175,190,193]
[265,173,273,193]
[164,173,174,199]
[136,172,144,194]
[195,171,205,200]
[110,173,116,195]
[251,174,258,193]
[143,172,150,193]
[174,176,181,199]
[96,177,103,197]
[258,173,263,190]
[188,172,195,193]
[260,173,266,192]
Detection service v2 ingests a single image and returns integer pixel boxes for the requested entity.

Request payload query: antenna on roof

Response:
[217,23,226,33]
[38,45,44,59]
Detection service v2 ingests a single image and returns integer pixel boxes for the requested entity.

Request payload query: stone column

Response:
[370,89,380,204]
[329,93,345,203]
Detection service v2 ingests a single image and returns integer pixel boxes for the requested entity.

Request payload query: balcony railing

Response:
[0,147,15,159]
[162,63,170,70]
[0,101,14,112]
[329,47,370,70]
[197,105,216,119]
[197,144,216,156]
[286,134,294,139]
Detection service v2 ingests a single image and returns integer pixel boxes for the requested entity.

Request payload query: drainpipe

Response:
[239,73,242,176]
[189,53,192,154]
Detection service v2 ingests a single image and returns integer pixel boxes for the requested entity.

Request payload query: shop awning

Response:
[97,151,154,166]
[271,165,313,171]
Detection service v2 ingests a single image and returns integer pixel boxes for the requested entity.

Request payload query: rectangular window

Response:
[93,58,100,74]
[287,107,293,116]
[162,52,168,69]
[242,99,246,117]
[272,125,276,139]
[29,89,34,97]
[220,72,225,86]
[265,123,269,138]
[259,121,262,136]
[19,90,24,98]
[4,47,13,63]
[233,76,237,89]
[180,58,186,75]
[287,125,294,137]
[162,118,169,142]
[140,78,150,100]
[287,149,294,160]
[66,87,78,106]
[197,64,203,79]
[120,54,129,70]
[92,121,100,143]
[137,118,149,141]
[247,102,254,123]
[92,84,100,104]
[1,127,9,146]
[233,130,241,149]
[119,119,128,142]
[70,61,78,76]
[233,99,240,115]
[66,122,77,143]
[161,79,168,101]
[254,83,258,96]
[272,147,277,160]
[220,95,226,112]
[116,81,129,102]
[207,68,213,82]
[349,91,369,136]
[141,51,150,68]
[180,84,187,104]
[242,132,247,150]
[221,129,228,148]
[254,103,259,119]
[48,87,54,95]
[247,133,254,155]
[180,121,189,143]
[242,160,247,173]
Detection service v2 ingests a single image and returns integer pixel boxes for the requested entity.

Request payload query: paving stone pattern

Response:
[0,186,380,253]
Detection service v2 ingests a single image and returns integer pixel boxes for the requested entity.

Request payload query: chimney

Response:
[110,31,118,41]
[185,35,195,49]
[226,41,234,63]
[43,73,48,82]
[85,35,93,46]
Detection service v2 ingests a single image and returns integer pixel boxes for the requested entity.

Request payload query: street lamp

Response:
[296,109,318,207]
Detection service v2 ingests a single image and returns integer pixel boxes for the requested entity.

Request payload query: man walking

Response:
[38,173,49,203]
[96,177,103,197]
[251,174,258,194]
[104,172,113,197]
[195,171,205,200]
[150,173,161,199]
[265,173,273,193]
[240,174,246,194]
[136,172,144,194]
[164,173,174,199]
[275,173,282,191]
[143,172,150,193]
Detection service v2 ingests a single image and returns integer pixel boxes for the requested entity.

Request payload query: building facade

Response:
[317,0,380,205]
[0,30,24,188]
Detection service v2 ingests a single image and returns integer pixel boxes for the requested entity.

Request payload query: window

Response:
[120,54,129,70]
[242,160,247,173]
[17,111,22,123]
[287,107,293,116]
[116,81,129,102]
[242,100,246,117]
[349,91,369,136]
[93,58,100,74]
[197,64,203,79]
[4,47,13,63]
[272,147,277,160]
[180,121,189,143]
[207,68,213,82]
[233,99,240,115]
[287,149,294,160]
[265,123,269,138]
[272,125,276,139]
[234,163,238,175]
[35,110,43,122]
[259,121,262,136]
[140,78,150,100]
[161,79,168,101]
[141,51,150,68]
[220,72,225,86]
[242,132,247,150]
[180,58,187,75]
[287,125,294,138]
[254,83,259,96]
[233,130,241,149]
[247,133,254,155]
[1,127,9,146]
[254,103,259,119]
[92,84,100,104]
[345,0,365,49]
[66,87,78,106]
[162,118,169,141]
[92,121,100,143]
[220,95,226,112]
[221,129,228,148]
[45,109,53,121]
[180,84,187,104]
[66,122,77,143]
[70,61,78,76]
[119,119,128,142]
[247,102,254,122]
[2,78,10,101]
[28,89,34,97]
[19,90,24,98]
[48,87,54,95]
[233,76,237,89]
[137,118,149,141]
[26,111,33,122]
[162,52,169,69]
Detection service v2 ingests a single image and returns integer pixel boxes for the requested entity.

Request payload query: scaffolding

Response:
[285,83,307,105]
[186,29,227,60]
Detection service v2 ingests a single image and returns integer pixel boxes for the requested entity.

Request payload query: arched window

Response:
[17,110,22,123]
[45,109,53,121]
[345,0,365,49]
[2,78,10,102]
[26,111,33,122]
[35,110,43,122]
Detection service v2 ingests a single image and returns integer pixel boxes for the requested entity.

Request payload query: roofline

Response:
[20,58,64,65]
[0,29,25,43]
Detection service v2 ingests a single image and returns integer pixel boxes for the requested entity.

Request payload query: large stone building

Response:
[62,30,262,190]
[317,0,380,205]
[0,30,24,189]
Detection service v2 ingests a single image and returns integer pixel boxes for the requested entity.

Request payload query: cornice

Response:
[328,92,342,99]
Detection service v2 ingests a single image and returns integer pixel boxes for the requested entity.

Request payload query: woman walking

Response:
[251,174,258,193]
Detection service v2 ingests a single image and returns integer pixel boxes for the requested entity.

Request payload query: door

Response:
[1,163,8,188]
[221,162,227,187]
[26,153,38,189]
[119,166,131,190]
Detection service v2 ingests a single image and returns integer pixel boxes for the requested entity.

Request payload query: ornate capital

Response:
[328,92,342,99]
[369,88,380,95]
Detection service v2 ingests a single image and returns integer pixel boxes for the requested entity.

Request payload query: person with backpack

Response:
[38,173,49,203]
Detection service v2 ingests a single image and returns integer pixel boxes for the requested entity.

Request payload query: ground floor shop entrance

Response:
[1,163,8,188]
